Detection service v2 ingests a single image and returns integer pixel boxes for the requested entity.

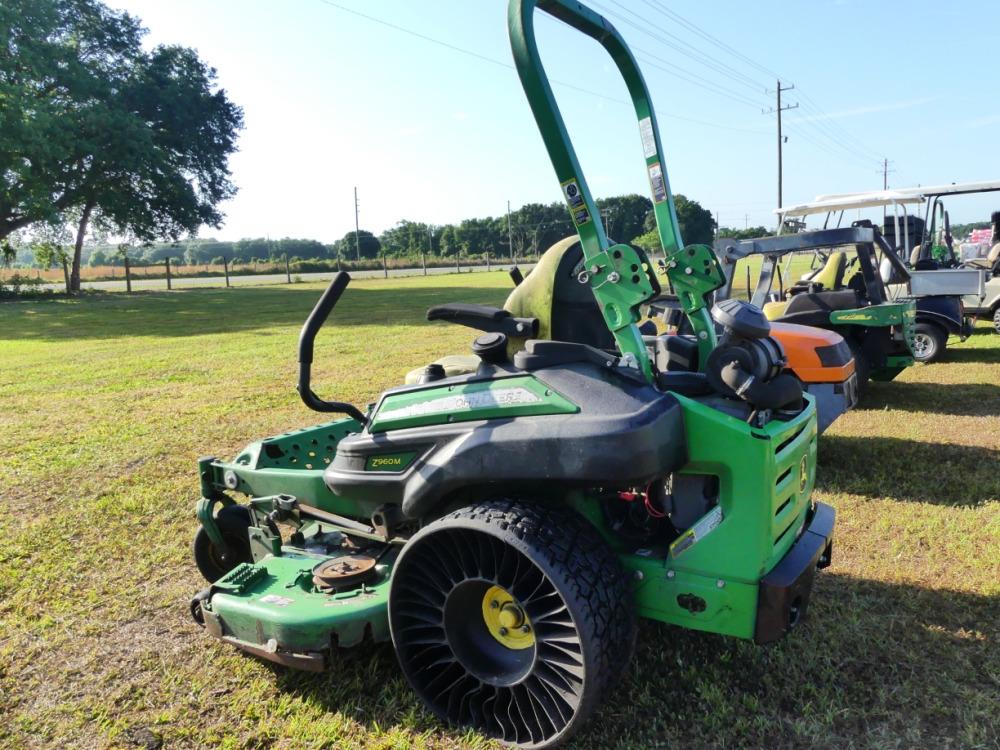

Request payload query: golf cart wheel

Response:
[845,337,870,397]
[993,307,1000,334]
[192,504,253,582]
[389,499,635,748]
[912,323,946,363]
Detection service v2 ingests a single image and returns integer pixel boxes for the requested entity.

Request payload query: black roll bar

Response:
[297,272,368,423]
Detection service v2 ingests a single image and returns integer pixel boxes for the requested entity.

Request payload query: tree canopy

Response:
[0,0,243,289]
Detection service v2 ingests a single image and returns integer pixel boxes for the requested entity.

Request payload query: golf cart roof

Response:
[861,180,1000,199]
[776,191,924,218]
[814,180,1000,203]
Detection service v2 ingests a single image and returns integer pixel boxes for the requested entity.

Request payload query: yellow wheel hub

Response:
[481,585,535,650]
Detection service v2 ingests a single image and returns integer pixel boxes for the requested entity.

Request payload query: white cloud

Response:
[967,113,1000,128]
[786,97,935,124]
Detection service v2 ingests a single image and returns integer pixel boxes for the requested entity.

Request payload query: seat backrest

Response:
[810,251,847,290]
[504,237,615,349]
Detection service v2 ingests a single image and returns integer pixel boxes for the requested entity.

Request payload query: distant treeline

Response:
[10,193,761,268]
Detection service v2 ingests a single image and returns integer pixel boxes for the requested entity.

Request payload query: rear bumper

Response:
[754,501,835,644]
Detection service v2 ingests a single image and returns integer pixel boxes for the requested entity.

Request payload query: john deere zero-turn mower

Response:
[714,225,916,394]
[190,2,834,746]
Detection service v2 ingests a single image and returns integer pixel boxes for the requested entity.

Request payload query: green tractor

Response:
[190,1,834,746]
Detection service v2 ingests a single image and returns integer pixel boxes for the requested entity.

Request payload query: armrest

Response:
[426,303,539,337]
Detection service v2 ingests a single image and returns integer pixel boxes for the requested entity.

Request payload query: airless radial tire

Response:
[388,499,636,748]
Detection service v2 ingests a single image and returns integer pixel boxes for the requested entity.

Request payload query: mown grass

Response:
[1,273,997,750]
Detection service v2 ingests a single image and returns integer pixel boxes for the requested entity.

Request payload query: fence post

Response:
[165,257,172,290]
[223,257,230,288]
[124,256,132,294]
[421,251,427,276]
[382,252,388,279]
[284,254,291,283]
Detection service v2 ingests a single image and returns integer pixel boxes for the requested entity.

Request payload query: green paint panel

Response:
[619,393,818,636]
[201,417,383,520]
[368,375,578,433]
[829,301,914,328]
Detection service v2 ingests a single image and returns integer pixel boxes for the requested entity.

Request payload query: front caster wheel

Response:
[389,500,636,748]
[192,504,253,582]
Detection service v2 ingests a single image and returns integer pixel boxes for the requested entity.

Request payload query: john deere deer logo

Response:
[798,455,809,493]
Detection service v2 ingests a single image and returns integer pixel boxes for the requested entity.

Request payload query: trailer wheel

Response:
[912,323,946,363]
[389,499,635,748]
[192,505,253,582]
[993,307,1000,334]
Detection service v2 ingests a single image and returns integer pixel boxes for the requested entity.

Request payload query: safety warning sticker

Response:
[669,505,723,557]
[648,162,667,204]
[561,178,591,225]
[638,116,656,159]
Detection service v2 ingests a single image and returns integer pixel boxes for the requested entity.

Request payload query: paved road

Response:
[35,263,533,292]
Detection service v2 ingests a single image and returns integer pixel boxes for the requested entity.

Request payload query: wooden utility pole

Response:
[507,200,514,263]
[124,256,132,294]
[764,80,798,209]
[284,254,291,283]
[223,256,230,288]
[354,186,361,261]
[880,158,895,190]
[165,257,172,290]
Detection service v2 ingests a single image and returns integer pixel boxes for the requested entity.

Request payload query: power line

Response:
[644,0,785,81]
[632,0,886,169]
[595,0,769,93]
[315,0,768,135]
[635,53,770,110]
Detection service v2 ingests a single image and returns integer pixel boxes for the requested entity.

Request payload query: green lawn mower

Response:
[714,225,916,393]
[190,1,834,746]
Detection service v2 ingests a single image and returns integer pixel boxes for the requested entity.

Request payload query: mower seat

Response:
[811,252,847,290]
[778,289,860,326]
[404,237,614,385]
[762,300,791,320]
[792,252,847,293]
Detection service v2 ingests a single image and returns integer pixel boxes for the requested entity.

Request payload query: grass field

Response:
[1,273,998,750]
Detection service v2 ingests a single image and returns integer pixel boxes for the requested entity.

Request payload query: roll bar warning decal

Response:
[562,178,591,226]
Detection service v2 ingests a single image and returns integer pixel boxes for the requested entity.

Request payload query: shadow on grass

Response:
[816,435,1000,506]
[863,380,1000,416]
[939,343,1000,365]
[259,574,998,749]
[1,283,508,342]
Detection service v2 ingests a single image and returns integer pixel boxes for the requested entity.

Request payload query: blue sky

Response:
[110,0,1000,242]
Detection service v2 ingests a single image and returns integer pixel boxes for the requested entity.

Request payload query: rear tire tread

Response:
[390,499,636,748]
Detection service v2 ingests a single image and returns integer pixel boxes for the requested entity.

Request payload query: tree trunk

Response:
[70,201,95,293]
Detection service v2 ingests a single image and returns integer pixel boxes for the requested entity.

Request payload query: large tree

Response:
[0,0,243,290]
